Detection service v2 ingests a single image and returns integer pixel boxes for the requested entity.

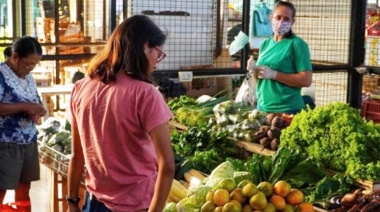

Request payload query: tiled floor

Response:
[3,164,49,212]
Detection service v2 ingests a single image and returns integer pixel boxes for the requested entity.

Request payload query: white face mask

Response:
[271,19,292,36]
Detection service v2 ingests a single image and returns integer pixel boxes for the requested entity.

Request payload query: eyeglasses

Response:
[20,58,38,70]
[155,47,166,63]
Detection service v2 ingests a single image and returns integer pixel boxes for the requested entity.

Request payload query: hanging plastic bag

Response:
[235,73,257,107]
[229,31,249,55]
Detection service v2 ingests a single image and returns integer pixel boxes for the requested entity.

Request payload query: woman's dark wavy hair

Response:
[87,15,167,84]
[11,36,42,58]
[273,1,296,38]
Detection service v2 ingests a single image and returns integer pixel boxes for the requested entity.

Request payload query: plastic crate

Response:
[361,101,380,123]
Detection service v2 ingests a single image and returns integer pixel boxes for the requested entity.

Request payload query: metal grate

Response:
[127,0,218,70]
[289,0,352,65]
[313,71,348,106]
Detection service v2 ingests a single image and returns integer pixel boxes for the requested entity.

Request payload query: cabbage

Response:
[176,197,199,212]
[163,202,178,212]
[187,185,212,208]
[233,171,253,185]
[206,161,234,189]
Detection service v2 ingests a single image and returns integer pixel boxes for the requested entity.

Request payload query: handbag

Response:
[252,4,272,37]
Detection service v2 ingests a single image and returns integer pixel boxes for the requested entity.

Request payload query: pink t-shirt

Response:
[70,74,173,211]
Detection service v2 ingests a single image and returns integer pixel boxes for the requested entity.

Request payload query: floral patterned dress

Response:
[0,63,41,144]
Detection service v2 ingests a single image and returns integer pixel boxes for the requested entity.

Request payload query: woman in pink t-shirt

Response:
[66,15,175,212]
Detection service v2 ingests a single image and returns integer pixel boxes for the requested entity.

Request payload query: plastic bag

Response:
[228,31,249,55]
[235,73,257,107]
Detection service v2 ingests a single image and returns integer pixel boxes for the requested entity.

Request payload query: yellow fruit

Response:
[249,191,267,210]
[296,202,315,212]
[230,200,243,210]
[206,190,215,202]
[222,201,241,212]
[214,206,223,212]
[286,189,304,206]
[242,204,253,212]
[283,204,296,212]
[269,194,286,210]
[238,179,251,188]
[230,188,246,204]
[219,178,237,192]
[242,182,258,198]
[213,189,230,206]
[273,180,291,197]
[263,203,276,212]
[201,200,216,212]
[257,181,273,197]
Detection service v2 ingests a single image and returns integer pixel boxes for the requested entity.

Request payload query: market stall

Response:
[164,94,380,212]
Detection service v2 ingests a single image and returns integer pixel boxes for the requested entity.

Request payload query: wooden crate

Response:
[47,169,86,212]
[39,141,86,212]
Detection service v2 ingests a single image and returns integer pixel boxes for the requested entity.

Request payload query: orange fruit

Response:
[249,191,267,210]
[296,202,315,212]
[257,181,274,197]
[219,178,237,192]
[230,188,247,204]
[273,180,291,197]
[286,189,304,206]
[242,182,258,198]
[269,194,286,210]
[283,204,296,212]
[222,201,242,212]
[213,189,230,206]
[201,200,216,212]
[214,206,223,212]
[242,204,253,212]
[206,190,215,202]
[263,203,276,212]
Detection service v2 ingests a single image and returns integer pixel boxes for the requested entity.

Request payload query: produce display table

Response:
[168,121,276,156]
[168,120,380,192]
[38,141,86,212]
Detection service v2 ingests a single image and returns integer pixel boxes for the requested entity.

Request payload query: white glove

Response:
[246,56,257,74]
[256,66,277,79]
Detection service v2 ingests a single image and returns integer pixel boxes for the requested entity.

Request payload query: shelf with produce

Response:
[168,120,277,156]
[167,94,380,211]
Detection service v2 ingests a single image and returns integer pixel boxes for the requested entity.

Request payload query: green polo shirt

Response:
[256,35,312,113]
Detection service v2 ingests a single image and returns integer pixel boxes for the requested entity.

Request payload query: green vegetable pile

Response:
[171,126,239,174]
[227,147,352,203]
[168,94,231,128]
[280,102,380,181]
[38,118,72,155]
